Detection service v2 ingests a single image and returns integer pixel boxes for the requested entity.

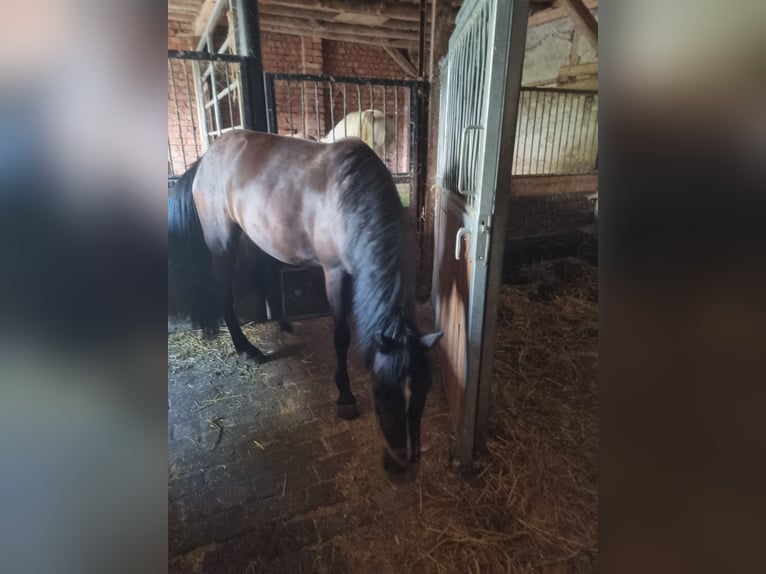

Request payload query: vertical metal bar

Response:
[418,0,427,77]
[287,80,294,135]
[223,60,235,131]
[513,91,520,174]
[580,95,593,173]
[341,83,347,141]
[181,60,200,160]
[168,59,187,171]
[547,91,561,173]
[382,86,387,165]
[582,95,594,172]
[564,92,578,173]
[314,81,320,140]
[210,62,224,139]
[300,81,306,139]
[368,83,374,152]
[264,74,277,133]
[236,0,267,132]
[521,90,531,175]
[394,87,399,171]
[356,84,362,138]
[329,81,335,142]
[192,60,209,150]
[556,93,569,174]
[168,139,174,177]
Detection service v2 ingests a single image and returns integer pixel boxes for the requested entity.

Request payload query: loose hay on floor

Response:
[323,258,598,573]
[168,257,597,573]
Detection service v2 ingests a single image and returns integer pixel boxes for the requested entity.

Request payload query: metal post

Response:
[236,0,267,132]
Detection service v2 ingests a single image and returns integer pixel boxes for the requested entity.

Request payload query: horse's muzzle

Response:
[382,445,420,475]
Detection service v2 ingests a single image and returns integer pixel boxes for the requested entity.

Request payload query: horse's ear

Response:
[420,331,443,349]
[376,331,396,354]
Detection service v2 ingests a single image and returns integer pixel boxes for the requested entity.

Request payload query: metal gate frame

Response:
[434,0,530,464]
[263,72,428,220]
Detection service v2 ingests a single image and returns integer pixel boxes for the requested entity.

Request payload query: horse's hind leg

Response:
[324,267,357,420]
[212,232,266,363]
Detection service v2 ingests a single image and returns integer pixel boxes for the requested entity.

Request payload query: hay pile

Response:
[325,257,598,573]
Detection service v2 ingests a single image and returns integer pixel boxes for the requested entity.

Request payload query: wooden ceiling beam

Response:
[259,14,420,42]
[528,0,597,28]
[259,23,419,49]
[258,4,421,31]
[383,47,418,78]
[560,0,598,48]
[258,0,423,22]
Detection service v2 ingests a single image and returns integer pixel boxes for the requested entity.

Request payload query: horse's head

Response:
[371,326,442,474]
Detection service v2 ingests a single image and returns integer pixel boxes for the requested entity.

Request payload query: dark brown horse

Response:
[168,130,441,472]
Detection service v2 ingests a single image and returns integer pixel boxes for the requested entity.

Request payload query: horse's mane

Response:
[336,142,417,374]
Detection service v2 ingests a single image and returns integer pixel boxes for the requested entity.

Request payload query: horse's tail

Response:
[168,159,222,334]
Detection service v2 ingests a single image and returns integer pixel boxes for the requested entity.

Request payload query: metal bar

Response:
[314,81,320,140]
[264,71,425,88]
[564,92,577,173]
[556,92,568,173]
[168,59,187,171]
[169,50,245,63]
[418,0,427,77]
[473,0,532,456]
[300,81,306,138]
[523,87,533,175]
[191,60,210,150]
[195,0,229,51]
[223,60,235,131]
[168,139,174,177]
[329,82,335,142]
[341,83,347,141]
[236,0,267,132]
[369,83,374,152]
[394,87,399,171]
[287,80,294,134]
[382,86,387,164]
[265,74,277,133]
[209,63,224,140]
[181,60,200,160]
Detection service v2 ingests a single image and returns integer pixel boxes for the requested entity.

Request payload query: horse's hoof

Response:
[336,402,359,420]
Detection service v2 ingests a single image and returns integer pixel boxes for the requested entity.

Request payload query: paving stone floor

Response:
[168,305,453,573]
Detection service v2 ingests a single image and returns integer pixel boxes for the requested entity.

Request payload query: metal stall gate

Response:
[432,0,529,464]
[264,73,426,215]
[167,50,249,184]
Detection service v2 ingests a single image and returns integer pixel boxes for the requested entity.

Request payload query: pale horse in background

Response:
[320,109,387,158]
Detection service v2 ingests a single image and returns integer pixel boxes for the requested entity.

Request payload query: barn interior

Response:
[168,1,598,572]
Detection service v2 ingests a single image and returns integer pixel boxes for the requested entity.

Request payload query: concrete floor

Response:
[168,306,453,573]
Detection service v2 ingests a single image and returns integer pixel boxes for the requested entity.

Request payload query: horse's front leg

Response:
[324,267,357,420]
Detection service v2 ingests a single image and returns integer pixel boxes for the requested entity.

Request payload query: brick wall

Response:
[168,23,416,175]
[168,20,203,176]
[323,40,412,172]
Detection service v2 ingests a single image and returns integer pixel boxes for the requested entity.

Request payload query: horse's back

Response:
[193,130,373,267]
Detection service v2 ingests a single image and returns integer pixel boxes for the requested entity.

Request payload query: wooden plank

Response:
[558,61,598,79]
[258,4,421,31]
[511,174,598,197]
[528,0,598,28]
[258,14,420,41]
[259,0,423,21]
[259,23,418,49]
[560,0,598,47]
[383,47,418,78]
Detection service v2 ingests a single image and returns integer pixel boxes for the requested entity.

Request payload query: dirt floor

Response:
[168,257,597,573]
